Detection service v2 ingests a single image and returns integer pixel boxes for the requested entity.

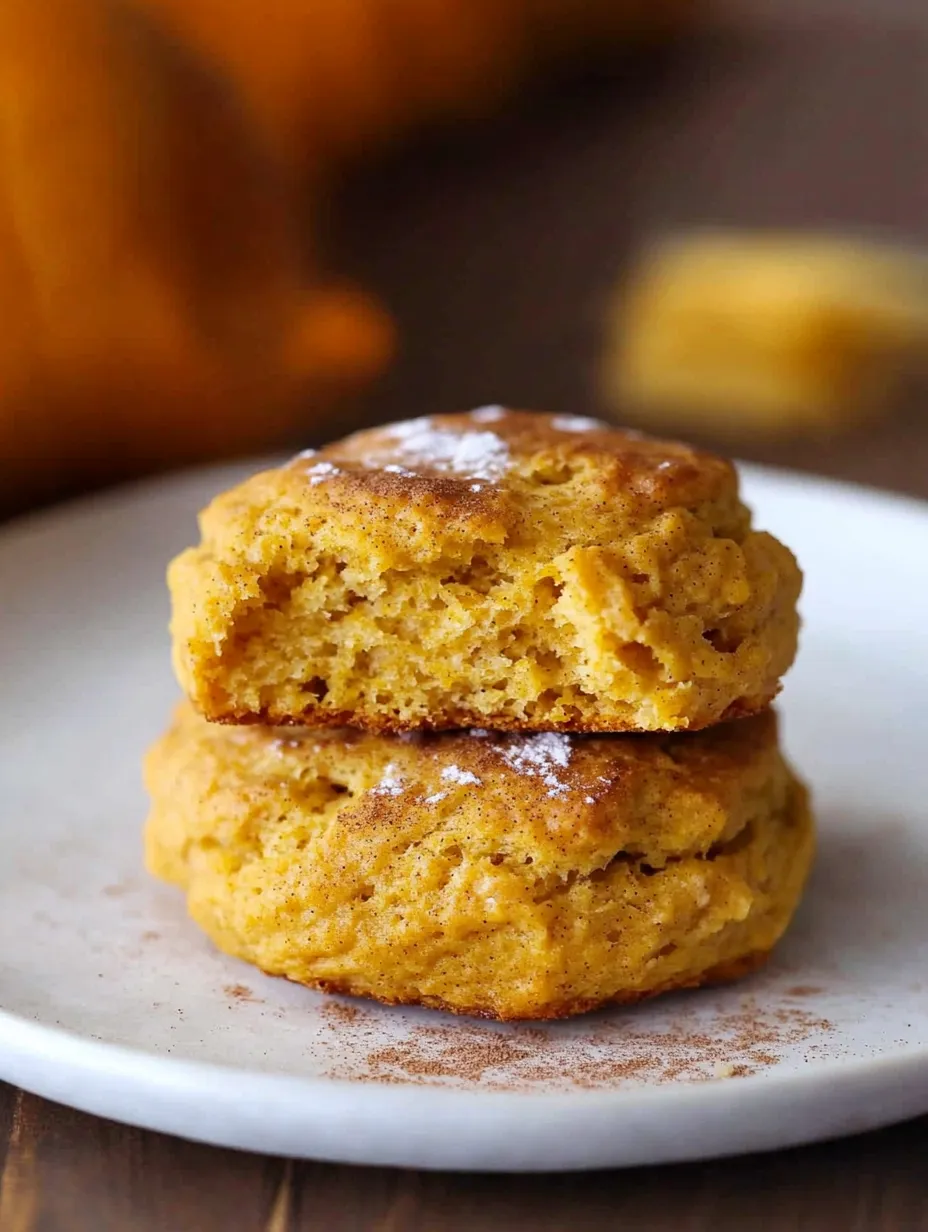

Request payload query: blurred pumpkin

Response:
[133,0,701,169]
[0,0,392,514]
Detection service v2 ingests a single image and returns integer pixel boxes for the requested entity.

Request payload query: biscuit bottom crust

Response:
[271,947,772,1021]
[145,704,814,1021]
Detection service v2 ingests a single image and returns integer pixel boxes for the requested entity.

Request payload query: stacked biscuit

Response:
[145,409,812,1020]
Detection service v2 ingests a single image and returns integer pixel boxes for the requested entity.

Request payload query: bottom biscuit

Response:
[144,704,814,1021]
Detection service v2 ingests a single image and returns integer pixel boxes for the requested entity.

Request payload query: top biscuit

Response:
[169,408,801,732]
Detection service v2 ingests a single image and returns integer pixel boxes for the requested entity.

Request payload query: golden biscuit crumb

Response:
[169,410,801,733]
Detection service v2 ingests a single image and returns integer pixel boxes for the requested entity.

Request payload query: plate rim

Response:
[3,1002,928,1170]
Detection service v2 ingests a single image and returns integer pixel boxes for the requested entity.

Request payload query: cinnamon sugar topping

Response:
[321,995,834,1091]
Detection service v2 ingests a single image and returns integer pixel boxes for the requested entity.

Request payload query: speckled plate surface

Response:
[1,460,927,1171]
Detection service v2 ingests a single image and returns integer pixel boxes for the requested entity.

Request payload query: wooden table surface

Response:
[4,3,928,1228]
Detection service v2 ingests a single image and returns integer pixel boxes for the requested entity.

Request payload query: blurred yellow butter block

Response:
[603,233,928,436]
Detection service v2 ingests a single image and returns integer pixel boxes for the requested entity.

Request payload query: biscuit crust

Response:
[169,410,802,733]
[145,704,814,1021]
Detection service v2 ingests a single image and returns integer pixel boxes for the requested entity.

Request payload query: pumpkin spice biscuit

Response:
[170,410,801,733]
[145,704,813,1021]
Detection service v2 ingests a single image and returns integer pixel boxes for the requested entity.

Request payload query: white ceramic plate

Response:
[1,460,927,1172]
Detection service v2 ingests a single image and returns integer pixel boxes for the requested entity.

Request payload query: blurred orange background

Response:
[1,0,927,517]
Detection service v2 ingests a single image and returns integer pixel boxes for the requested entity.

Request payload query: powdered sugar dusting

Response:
[441,765,481,787]
[304,460,341,486]
[370,763,404,797]
[499,733,573,799]
[382,417,510,481]
[470,405,506,423]
[271,736,313,754]
[423,791,448,806]
[551,415,604,433]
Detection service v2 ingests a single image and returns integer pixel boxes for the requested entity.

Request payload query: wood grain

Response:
[0,1086,286,1232]
[3,1084,928,1230]
[0,1081,14,1182]
[0,1091,37,1232]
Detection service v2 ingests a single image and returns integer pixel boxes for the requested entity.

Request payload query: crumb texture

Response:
[169,409,802,732]
[145,704,814,1020]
